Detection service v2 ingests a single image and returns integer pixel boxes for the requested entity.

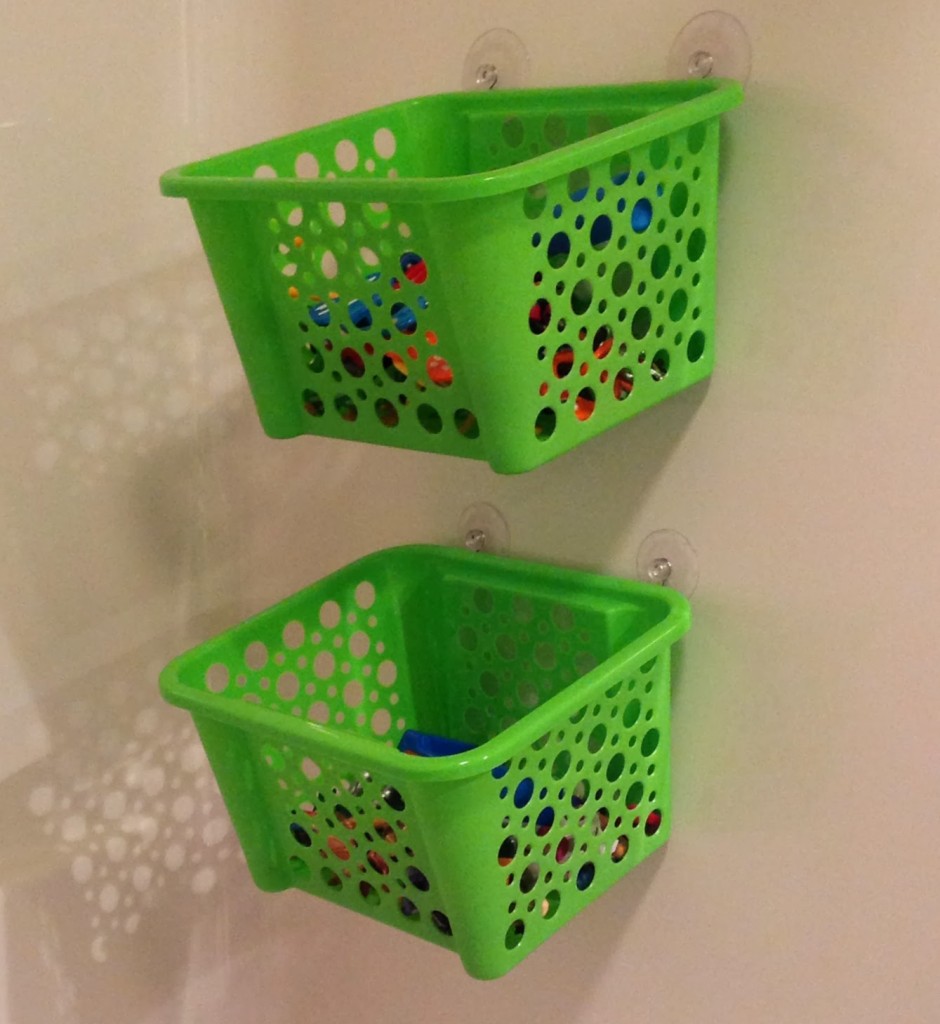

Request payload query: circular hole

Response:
[535,407,556,441]
[631,307,652,340]
[613,368,634,400]
[382,787,405,812]
[523,183,548,219]
[295,152,319,178]
[289,822,312,847]
[405,865,430,891]
[593,807,610,834]
[624,698,642,728]
[552,344,574,379]
[321,865,343,888]
[632,198,653,233]
[592,325,613,359]
[514,778,535,809]
[649,137,669,169]
[454,408,480,439]
[669,289,689,322]
[359,880,380,905]
[501,116,525,148]
[327,836,351,860]
[382,351,408,383]
[571,280,593,315]
[670,181,689,217]
[547,231,571,269]
[367,850,390,875]
[552,750,571,779]
[426,355,453,388]
[576,862,595,891]
[606,752,626,782]
[651,245,671,279]
[334,395,358,422]
[375,398,399,427]
[571,780,589,809]
[541,889,561,919]
[574,387,595,422]
[373,127,396,159]
[398,895,420,920]
[505,920,525,950]
[529,297,552,335]
[430,910,452,936]
[374,819,397,843]
[416,403,442,433]
[625,780,644,809]
[590,215,613,250]
[650,350,669,381]
[335,139,358,170]
[334,804,357,830]
[498,835,518,867]
[611,835,629,863]
[519,862,540,894]
[641,728,660,756]
[390,302,417,335]
[535,806,555,836]
[587,723,607,753]
[568,168,590,201]
[645,810,663,836]
[400,251,428,284]
[611,262,633,297]
[610,152,630,185]
[687,122,706,154]
[687,228,707,262]
[688,330,706,363]
[340,347,365,378]
[555,836,574,864]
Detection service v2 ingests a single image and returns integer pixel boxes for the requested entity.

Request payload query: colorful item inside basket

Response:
[397,729,477,758]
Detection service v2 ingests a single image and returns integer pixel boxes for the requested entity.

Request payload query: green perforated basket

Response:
[161,80,741,473]
[160,545,690,978]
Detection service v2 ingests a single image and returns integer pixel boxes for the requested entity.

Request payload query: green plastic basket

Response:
[160,545,690,978]
[161,80,741,473]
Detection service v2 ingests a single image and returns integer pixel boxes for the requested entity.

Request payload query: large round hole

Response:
[348,299,372,330]
[514,778,535,809]
[576,862,595,890]
[541,889,561,918]
[399,896,420,919]
[382,351,409,382]
[505,920,525,950]
[519,862,540,893]
[334,805,356,830]
[625,780,644,809]
[321,865,343,888]
[547,232,571,269]
[334,395,358,422]
[552,344,574,379]
[631,307,652,340]
[574,388,595,421]
[523,183,548,219]
[607,752,626,782]
[290,822,312,847]
[552,750,571,779]
[426,355,454,388]
[571,280,593,315]
[611,262,633,297]
[375,398,399,427]
[406,865,430,891]
[529,297,552,334]
[498,835,519,866]
[417,403,442,433]
[610,152,631,185]
[613,368,634,400]
[374,819,397,843]
[670,182,689,217]
[687,228,706,262]
[687,122,706,154]
[650,350,669,381]
[568,168,590,201]
[555,836,574,863]
[340,347,365,378]
[590,215,613,250]
[327,836,351,860]
[430,910,452,935]
[632,198,653,233]
[305,344,325,373]
[651,245,671,279]
[645,809,663,836]
[669,289,688,322]
[535,806,555,836]
[302,389,325,417]
[593,325,613,359]
[588,724,607,753]
[641,728,660,755]
[455,408,480,438]
[367,850,390,875]
[382,786,405,812]
[535,407,556,441]
[391,302,417,335]
[688,330,706,363]
[400,251,428,284]
[611,835,629,863]
[359,880,380,906]
[571,780,589,809]
[649,137,669,169]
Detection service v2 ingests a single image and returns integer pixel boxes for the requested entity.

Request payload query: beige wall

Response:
[3,2,939,1021]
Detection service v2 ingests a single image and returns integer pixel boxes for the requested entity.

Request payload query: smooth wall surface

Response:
[3,2,938,1021]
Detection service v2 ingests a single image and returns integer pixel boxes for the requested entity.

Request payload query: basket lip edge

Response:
[159,78,743,203]
[159,543,690,783]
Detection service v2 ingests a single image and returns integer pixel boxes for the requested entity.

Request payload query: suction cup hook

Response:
[667,11,752,85]
[462,28,530,91]
[458,502,511,555]
[637,530,699,597]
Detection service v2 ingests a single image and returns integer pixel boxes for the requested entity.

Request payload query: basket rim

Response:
[160,79,742,204]
[160,544,691,784]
